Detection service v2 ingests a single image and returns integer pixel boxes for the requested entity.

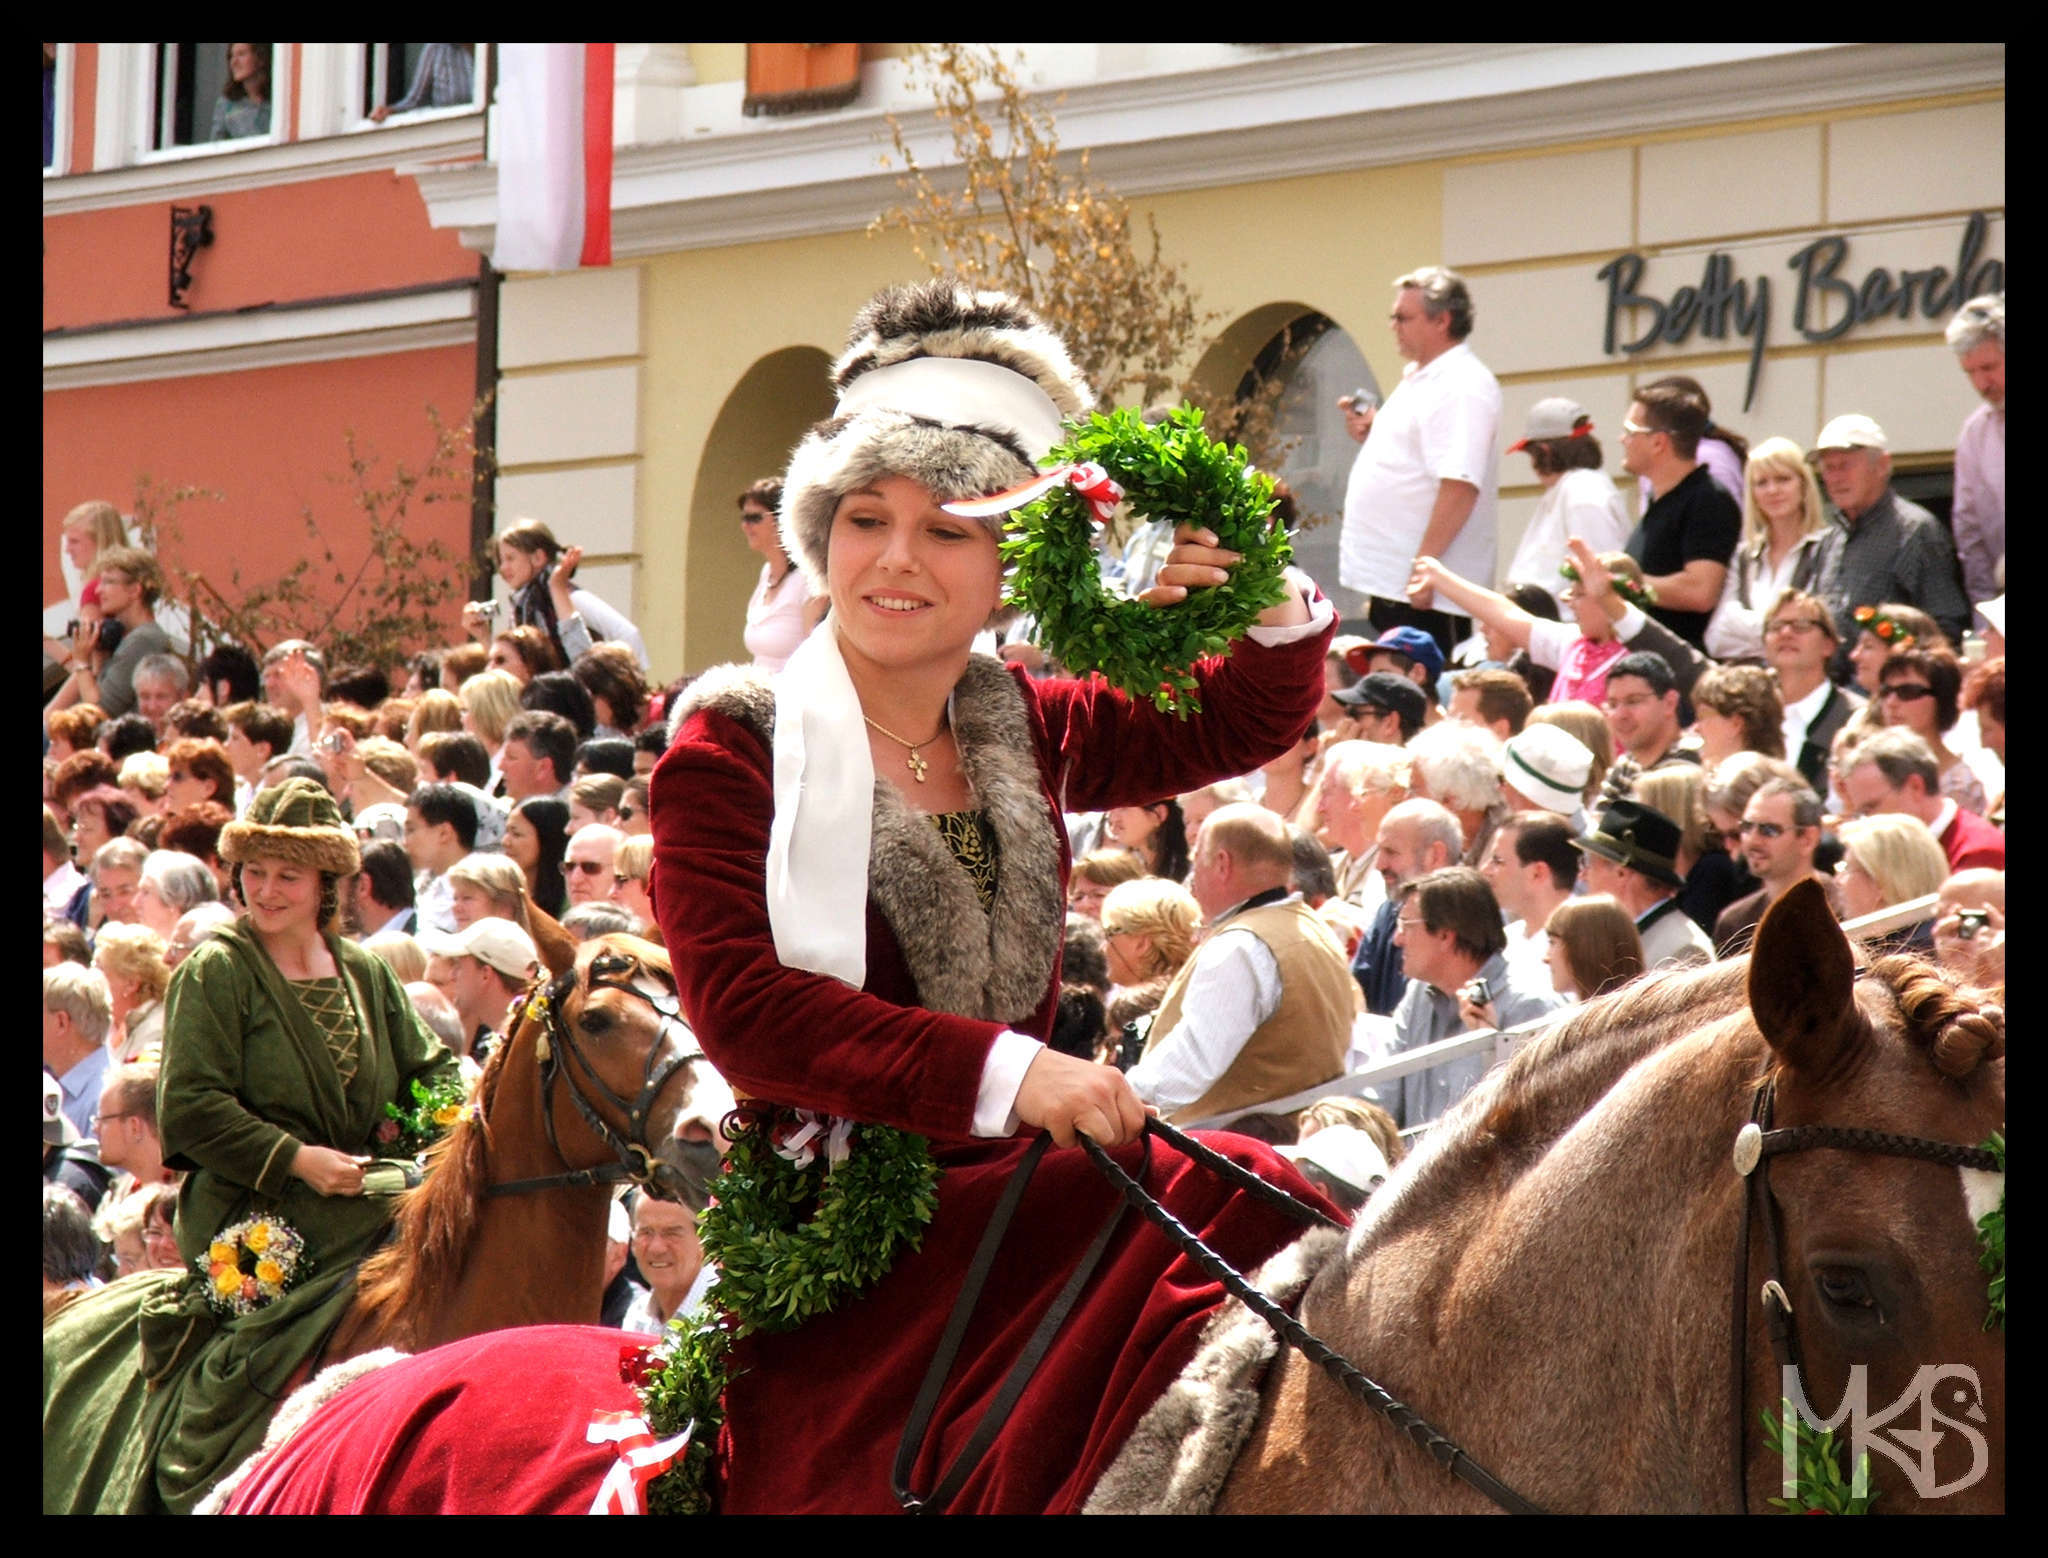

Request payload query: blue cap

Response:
[1367,626,1445,682]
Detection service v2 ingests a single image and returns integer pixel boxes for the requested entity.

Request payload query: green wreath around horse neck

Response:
[1000,404,1293,717]
[637,1119,941,1515]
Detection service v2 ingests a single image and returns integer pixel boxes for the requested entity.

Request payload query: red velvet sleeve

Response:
[1026,609,1336,815]
[647,708,997,1141]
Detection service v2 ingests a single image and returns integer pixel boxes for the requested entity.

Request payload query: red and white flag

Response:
[494,43,614,272]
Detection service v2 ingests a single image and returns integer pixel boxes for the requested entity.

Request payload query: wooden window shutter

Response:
[743,43,862,118]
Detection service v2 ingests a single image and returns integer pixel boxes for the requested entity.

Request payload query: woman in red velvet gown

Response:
[649,281,1340,1513]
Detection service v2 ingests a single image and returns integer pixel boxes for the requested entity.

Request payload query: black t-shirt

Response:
[1625,465,1742,650]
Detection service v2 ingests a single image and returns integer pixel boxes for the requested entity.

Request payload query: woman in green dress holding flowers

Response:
[43,778,460,1513]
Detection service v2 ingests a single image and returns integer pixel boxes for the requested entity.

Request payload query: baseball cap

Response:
[1507,397,1593,452]
[1812,414,1890,453]
[44,1073,78,1149]
[352,801,408,845]
[1279,1125,1391,1199]
[420,919,541,981]
[1332,671,1429,736]
[1344,626,1445,684]
[1501,724,1594,814]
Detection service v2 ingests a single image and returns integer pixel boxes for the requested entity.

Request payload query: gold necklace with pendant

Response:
[862,714,944,783]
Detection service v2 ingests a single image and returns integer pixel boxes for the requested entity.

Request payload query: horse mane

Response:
[351,1030,517,1342]
[1863,954,2005,1078]
[1349,959,1755,1255]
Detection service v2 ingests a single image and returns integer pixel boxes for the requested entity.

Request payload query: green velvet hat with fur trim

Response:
[219,777,360,877]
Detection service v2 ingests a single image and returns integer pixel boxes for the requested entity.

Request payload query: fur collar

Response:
[673,657,1064,1024]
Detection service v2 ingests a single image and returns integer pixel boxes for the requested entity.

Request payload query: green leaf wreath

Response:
[635,1116,941,1514]
[1000,404,1293,717]
[1978,1130,2004,1331]
[1763,1401,1878,1514]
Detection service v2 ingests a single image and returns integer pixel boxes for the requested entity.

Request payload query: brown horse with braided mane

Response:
[1212,879,2004,1512]
[42,936,726,1515]
[211,882,2002,1514]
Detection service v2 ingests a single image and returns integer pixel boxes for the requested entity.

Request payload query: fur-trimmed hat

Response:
[219,777,360,877]
[778,280,1096,591]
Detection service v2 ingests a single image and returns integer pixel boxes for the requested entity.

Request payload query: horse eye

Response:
[1814,1267,1880,1317]
[578,1007,615,1037]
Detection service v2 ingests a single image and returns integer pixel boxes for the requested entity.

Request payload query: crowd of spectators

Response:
[42,516,673,1312]
[42,278,2003,1317]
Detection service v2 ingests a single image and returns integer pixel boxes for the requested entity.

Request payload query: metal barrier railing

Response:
[1183,1009,1565,1135]
[1185,893,1955,1138]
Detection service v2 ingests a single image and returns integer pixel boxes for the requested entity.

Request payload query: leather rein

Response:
[482,953,704,1199]
[895,1115,1544,1515]
[1726,1076,1998,1511]
[901,1081,1998,1516]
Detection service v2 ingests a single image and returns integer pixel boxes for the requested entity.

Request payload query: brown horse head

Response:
[340,935,732,1356]
[543,934,732,1209]
[1746,879,2005,1511]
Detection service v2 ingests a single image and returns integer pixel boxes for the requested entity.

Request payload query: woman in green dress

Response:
[131,777,459,1511]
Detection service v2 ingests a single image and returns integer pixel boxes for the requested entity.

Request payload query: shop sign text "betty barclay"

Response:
[1595,212,2005,412]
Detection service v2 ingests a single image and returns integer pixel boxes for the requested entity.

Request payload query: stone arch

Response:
[684,344,835,670]
[1187,303,1381,601]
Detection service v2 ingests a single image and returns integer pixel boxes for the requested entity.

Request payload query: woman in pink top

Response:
[1409,550,1647,708]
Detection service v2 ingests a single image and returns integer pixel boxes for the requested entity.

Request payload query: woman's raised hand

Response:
[461,600,496,644]
[1136,524,1239,608]
[549,545,584,605]
[1014,1048,1149,1150]
[291,1144,370,1197]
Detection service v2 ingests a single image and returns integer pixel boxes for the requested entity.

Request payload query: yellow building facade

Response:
[415,44,2004,679]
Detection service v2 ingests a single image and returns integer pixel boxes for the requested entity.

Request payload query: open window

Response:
[151,43,283,151]
[361,43,485,125]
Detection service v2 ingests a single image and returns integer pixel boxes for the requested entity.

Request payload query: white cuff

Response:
[1614,602,1647,640]
[1243,576,1335,647]
[973,1029,1044,1137]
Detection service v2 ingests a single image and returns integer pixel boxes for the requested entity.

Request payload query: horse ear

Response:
[1747,877,1860,1074]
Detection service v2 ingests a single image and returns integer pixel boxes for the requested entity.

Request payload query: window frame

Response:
[43,43,74,178]
[347,42,490,135]
[130,41,295,165]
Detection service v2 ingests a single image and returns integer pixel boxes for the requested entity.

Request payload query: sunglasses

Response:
[1737,820,1794,839]
[1879,684,1935,701]
[563,858,610,876]
[1619,418,1657,438]
[611,871,648,887]
[739,511,772,526]
[616,804,639,822]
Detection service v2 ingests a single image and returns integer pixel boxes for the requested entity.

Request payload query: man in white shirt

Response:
[404,782,479,936]
[1479,811,1579,987]
[1340,265,1501,659]
[1127,805,1360,1124]
[1502,397,1631,590]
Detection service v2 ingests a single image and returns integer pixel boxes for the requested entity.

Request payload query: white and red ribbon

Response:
[587,1409,693,1515]
[942,462,1126,528]
[772,1109,854,1172]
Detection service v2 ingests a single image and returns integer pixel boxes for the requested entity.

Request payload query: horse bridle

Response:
[1727,1076,2000,1512]
[484,952,705,1200]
